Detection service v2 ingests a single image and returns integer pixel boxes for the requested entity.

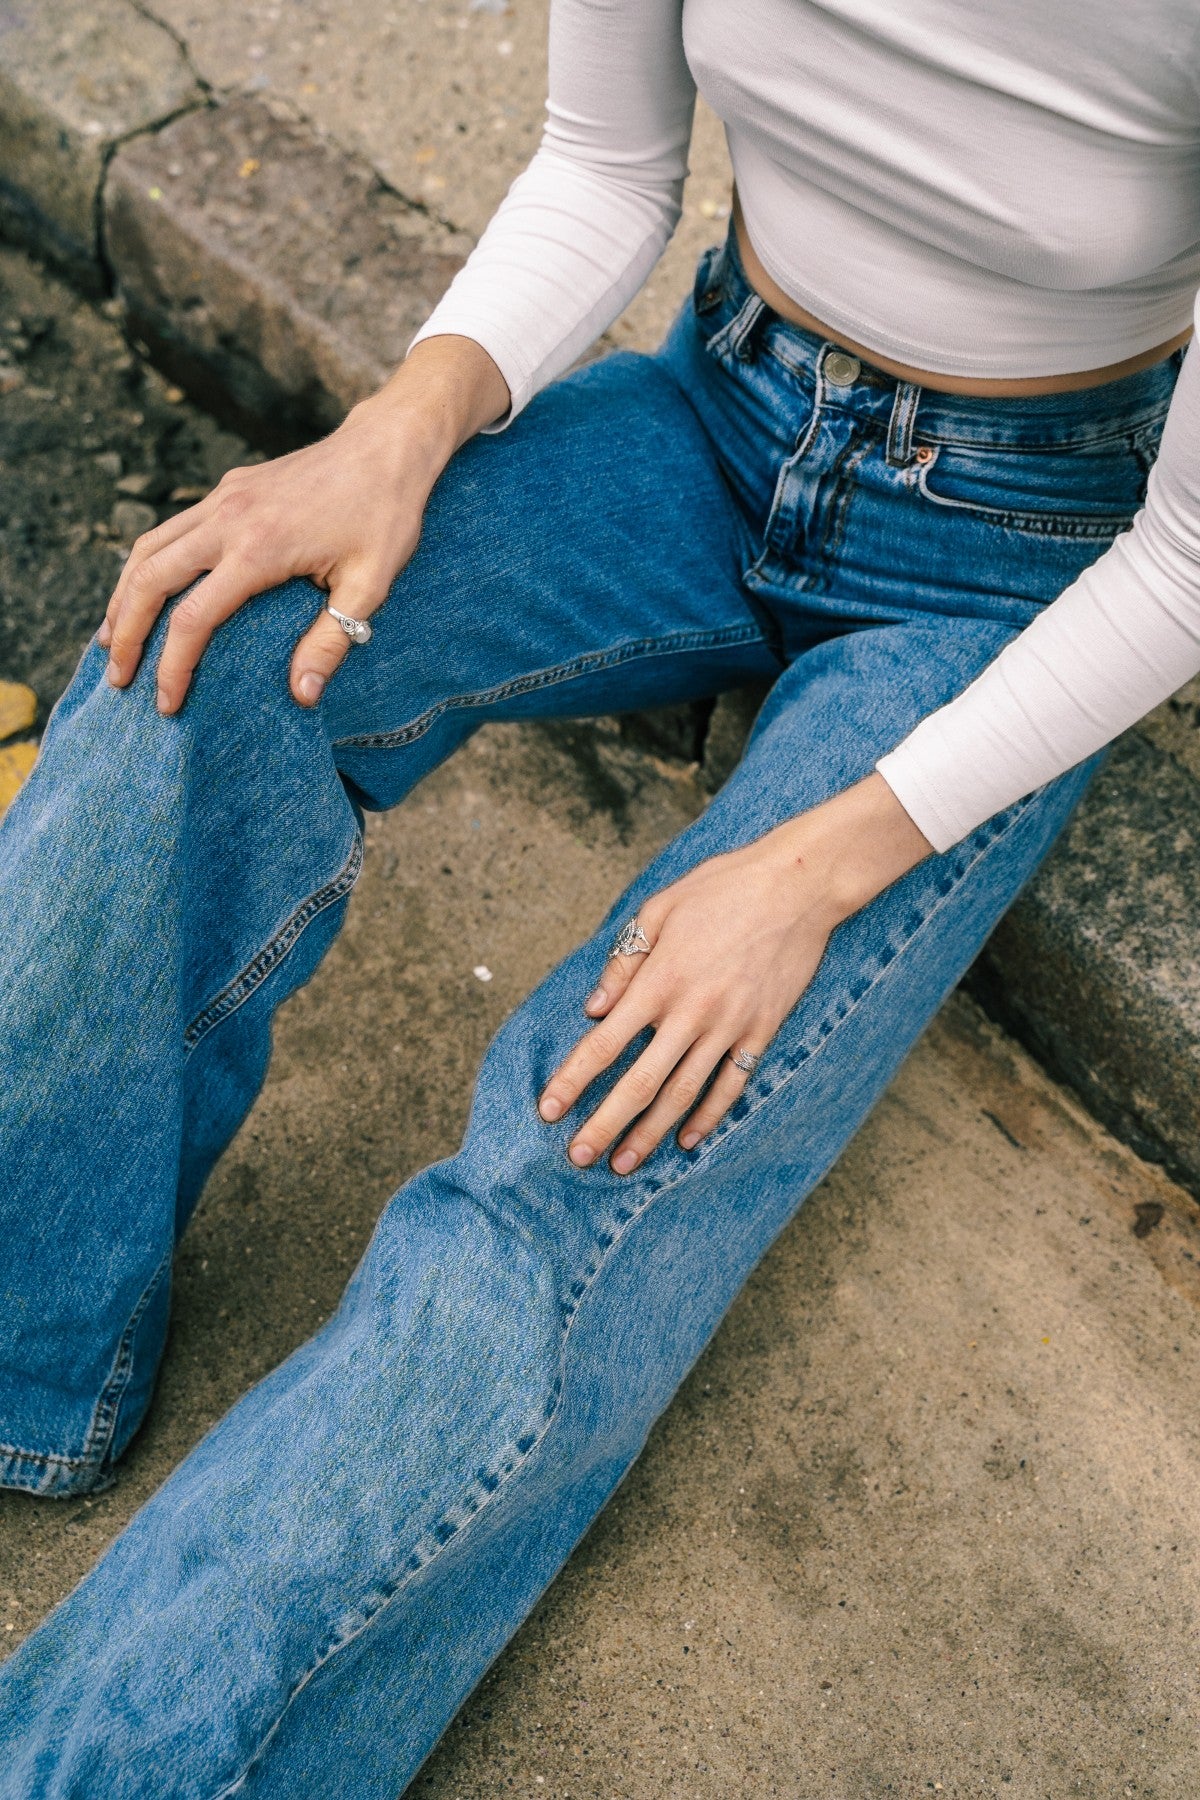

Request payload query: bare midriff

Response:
[731,187,1194,397]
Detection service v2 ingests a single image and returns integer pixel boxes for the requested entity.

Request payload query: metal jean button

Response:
[824,350,862,386]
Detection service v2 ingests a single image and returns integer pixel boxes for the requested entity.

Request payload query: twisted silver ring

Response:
[730,1047,760,1074]
[610,916,651,958]
[325,603,373,646]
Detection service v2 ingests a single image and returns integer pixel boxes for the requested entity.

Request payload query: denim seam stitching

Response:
[205,786,1041,1800]
[754,402,823,575]
[0,1246,173,1481]
[910,416,1171,454]
[815,433,874,580]
[81,1245,174,1475]
[329,626,764,754]
[665,792,1041,1175]
[183,832,364,1055]
[915,456,1139,539]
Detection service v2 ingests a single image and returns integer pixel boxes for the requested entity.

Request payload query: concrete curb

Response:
[0,0,202,291]
[971,732,1200,1196]
[104,96,472,445]
[1,0,1198,1196]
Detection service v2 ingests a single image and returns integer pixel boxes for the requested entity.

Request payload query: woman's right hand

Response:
[98,335,510,716]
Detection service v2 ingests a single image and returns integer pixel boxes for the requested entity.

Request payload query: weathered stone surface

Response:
[972,730,1200,1196]
[0,0,199,284]
[0,245,248,715]
[1141,671,1200,784]
[144,0,734,354]
[104,98,472,443]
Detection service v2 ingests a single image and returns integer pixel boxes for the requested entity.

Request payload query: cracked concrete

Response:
[0,0,202,284]
[96,0,735,353]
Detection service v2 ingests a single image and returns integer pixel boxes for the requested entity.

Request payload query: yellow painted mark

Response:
[0,741,37,817]
[0,680,36,742]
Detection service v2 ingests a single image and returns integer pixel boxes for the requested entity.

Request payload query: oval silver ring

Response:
[730,1047,760,1074]
[326,603,373,646]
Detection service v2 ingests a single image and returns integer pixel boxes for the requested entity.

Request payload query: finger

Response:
[583,895,669,1018]
[105,525,219,688]
[607,1032,727,1175]
[100,498,214,650]
[288,576,385,707]
[677,1040,763,1149]
[537,980,659,1124]
[153,557,264,714]
[565,1019,699,1169]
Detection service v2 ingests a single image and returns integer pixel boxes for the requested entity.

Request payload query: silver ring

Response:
[610,916,652,958]
[730,1047,760,1074]
[325,603,373,646]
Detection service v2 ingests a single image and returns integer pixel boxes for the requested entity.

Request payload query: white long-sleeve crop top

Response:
[408,0,1200,852]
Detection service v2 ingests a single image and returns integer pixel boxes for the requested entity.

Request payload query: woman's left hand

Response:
[537,773,933,1174]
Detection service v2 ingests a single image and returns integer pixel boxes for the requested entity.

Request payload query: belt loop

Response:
[729,293,767,362]
[886,380,921,466]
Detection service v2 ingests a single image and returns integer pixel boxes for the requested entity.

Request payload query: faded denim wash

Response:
[0,223,1186,1795]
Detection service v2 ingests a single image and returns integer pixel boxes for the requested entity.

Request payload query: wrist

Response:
[351,335,511,484]
[767,772,935,923]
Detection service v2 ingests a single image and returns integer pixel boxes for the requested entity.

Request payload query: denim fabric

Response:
[0,223,1183,1796]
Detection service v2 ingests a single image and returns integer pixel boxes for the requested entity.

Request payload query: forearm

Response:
[403,0,695,430]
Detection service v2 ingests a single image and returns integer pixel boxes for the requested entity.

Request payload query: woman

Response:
[1,0,1198,1791]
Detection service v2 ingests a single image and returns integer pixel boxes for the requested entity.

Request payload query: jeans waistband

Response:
[703,220,1187,452]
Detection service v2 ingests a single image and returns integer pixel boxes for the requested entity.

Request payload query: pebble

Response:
[94,449,123,477]
[110,499,158,543]
[115,471,154,495]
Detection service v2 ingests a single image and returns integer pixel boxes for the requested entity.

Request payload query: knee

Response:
[162,574,324,722]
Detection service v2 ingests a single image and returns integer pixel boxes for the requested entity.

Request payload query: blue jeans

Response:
[0,226,1184,1796]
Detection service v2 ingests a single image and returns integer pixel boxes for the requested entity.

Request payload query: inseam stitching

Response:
[81,1246,174,1474]
[206,784,1040,1800]
[329,625,764,753]
[0,1246,173,1483]
[183,832,364,1054]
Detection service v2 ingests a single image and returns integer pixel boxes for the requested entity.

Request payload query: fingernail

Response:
[539,1096,563,1122]
[680,1130,701,1151]
[585,986,607,1012]
[568,1142,595,1168]
[97,620,111,647]
[156,689,172,716]
[298,671,325,704]
[611,1148,638,1175]
[105,659,120,686]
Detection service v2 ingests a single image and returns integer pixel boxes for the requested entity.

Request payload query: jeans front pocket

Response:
[914,420,1167,540]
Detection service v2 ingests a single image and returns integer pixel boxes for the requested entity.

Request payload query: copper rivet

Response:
[915,446,935,464]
